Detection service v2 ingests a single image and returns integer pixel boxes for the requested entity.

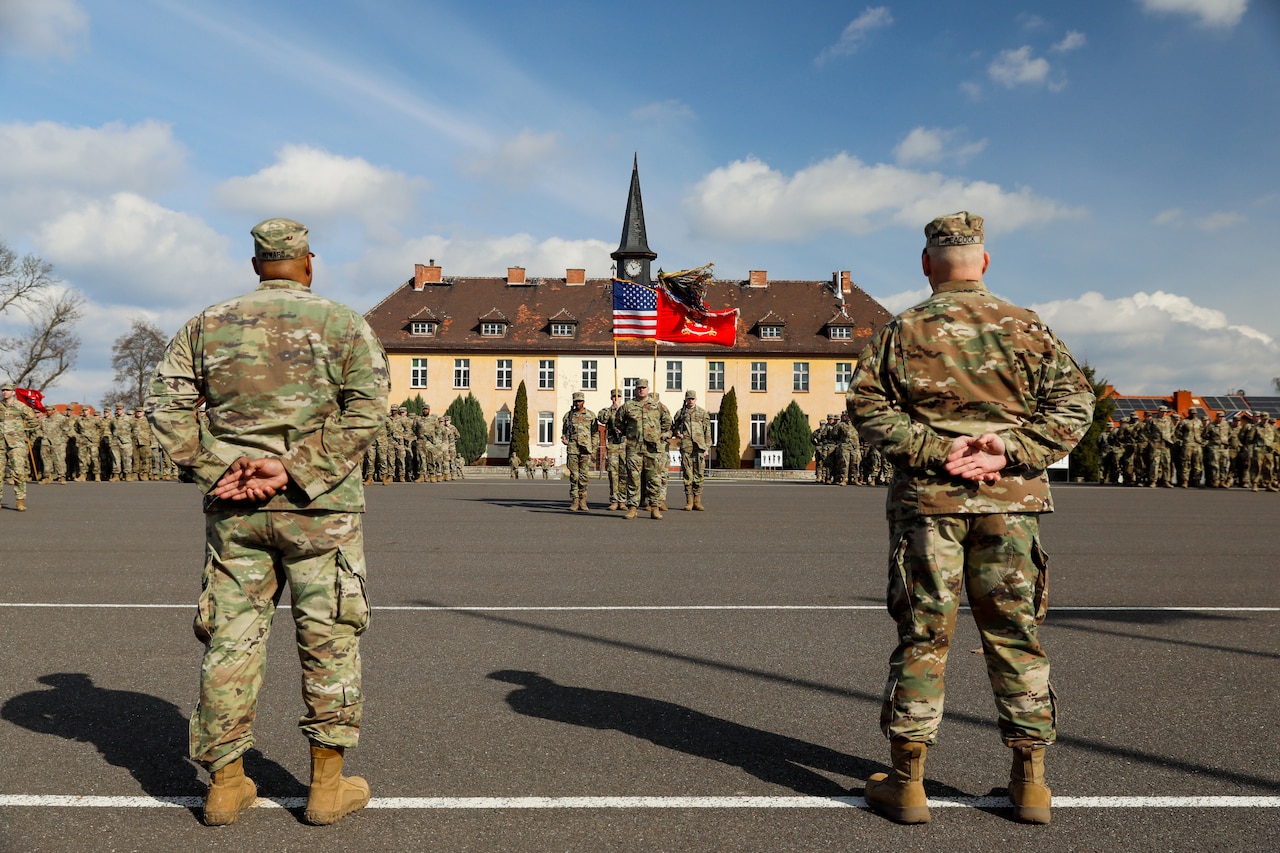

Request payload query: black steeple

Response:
[610,155,656,284]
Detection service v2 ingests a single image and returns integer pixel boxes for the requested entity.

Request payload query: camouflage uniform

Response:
[1202,415,1232,487]
[1145,412,1175,487]
[76,412,103,481]
[1249,415,1277,491]
[1,385,38,502]
[848,212,1094,751]
[834,414,862,485]
[413,409,439,482]
[562,392,596,507]
[1175,413,1204,487]
[616,379,672,515]
[672,389,711,505]
[598,390,626,508]
[132,411,155,479]
[146,218,389,772]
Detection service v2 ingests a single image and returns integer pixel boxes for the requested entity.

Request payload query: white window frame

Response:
[830,326,852,340]
[623,377,640,400]
[709,413,720,447]
[495,410,511,444]
[496,358,512,390]
[454,358,470,389]
[538,359,555,390]
[666,360,683,392]
[481,321,505,337]
[750,414,767,447]
[537,411,555,444]
[551,322,575,337]
[835,362,853,393]
[793,361,809,392]
[581,360,598,391]
[760,325,782,340]
[410,358,428,389]
[750,361,767,392]
[708,361,725,392]
[410,321,435,336]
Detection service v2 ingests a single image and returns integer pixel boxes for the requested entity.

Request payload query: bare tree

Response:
[0,238,85,389]
[109,317,168,409]
[1273,377,1280,393]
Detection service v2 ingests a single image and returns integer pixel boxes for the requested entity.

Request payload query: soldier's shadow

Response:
[489,669,894,797]
[1,673,304,806]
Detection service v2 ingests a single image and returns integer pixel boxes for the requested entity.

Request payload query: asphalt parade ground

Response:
[0,478,1277,852]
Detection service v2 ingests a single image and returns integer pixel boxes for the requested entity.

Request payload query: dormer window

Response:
[551,322,575,338]
[411,321,436,336]
[829,326,852,340]
[760,325,783,340]
[481,321,506,337]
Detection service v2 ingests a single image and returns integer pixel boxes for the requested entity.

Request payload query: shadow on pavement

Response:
[0,673,305,807]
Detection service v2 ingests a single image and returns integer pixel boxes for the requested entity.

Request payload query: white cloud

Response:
[1031,290,1277,394]
[458,129,565,190]
[894,127,988,166]
[1138,0,1248,29]
[0,120,185,195]
[815,7,893,65]
[685,154,1085,241]
[32,192,240,308]
[214,144,426,228]
[0,0,87,58]
[988,46,1056,89]
[1150,208,1246,230]
[631,100,697,123]
[1052,31,1087,52]
[870,288,933,316]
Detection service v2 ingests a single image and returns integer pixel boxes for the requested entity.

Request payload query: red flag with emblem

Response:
[15,387,46,413]
[654,290,738,347]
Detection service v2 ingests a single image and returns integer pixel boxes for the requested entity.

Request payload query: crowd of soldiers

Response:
[810,411,892,486]
[360,405,465,484]
[1099,408,1279,490]
[19,403,180,485]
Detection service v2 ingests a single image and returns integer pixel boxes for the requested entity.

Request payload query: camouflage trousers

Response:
[880,512,1054,747]
[604,444,625,503]
[623,440,665,508]
[565,446,592,499]
[1,437,30,498]
[835,443,862,484]
[679,443,706,494]
[192,509,369,771]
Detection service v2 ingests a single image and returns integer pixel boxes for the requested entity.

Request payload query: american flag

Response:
[612,279,657,338]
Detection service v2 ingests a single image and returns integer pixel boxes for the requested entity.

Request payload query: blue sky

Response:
[1,0,1277,403]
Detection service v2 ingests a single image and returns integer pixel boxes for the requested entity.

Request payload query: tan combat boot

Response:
[1009,744,1052,824]
[304,745,370,826]
[579,497,588,511]
[684,492,694,511]
[568,498,580,511]
[15,498,26,512]
[202,757,257,826]
[625,506,637,519]
[864,740,930,824]
[692,494,705,511]
[608,500,619,511]
[650,506,663,520]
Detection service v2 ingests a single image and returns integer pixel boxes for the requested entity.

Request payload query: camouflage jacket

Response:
[848,279,1094,519]
[0,396,38,447]
[147,279,390,512]
[672,403,712,451]
[561,405,597,452]
[617,396,672,446]
[597,405,625,448]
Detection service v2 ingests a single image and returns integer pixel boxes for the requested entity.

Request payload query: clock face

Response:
[624,260,642,277]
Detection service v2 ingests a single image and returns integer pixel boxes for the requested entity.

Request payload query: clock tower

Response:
[610,155,657,285]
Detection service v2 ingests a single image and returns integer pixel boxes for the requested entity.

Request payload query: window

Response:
[496,359,512,390]
[750,361,767,392]
[830,326,852,340]
[495,410,511,444]
[537,411,554,444]
[410,358,428,389]
[666,360,683,391]
[835,362,853,392]
[793,362,809,392]
[581,360,598,391]
[623,377,640,400]
[708,361,725,392]
[538,359,555,390]
[709,413,720,447]
[551,323,575,337]
[410,321,435,336]
[454,358,470,389]
[481,321,505,337]
[760,325,782,339]
[750,414,767,447]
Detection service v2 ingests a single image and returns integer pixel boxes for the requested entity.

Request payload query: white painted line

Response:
[0,795,1276,810]
[0,603,1275,612]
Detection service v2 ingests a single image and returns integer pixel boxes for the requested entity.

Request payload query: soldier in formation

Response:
[598,389,626,509]
[615,378,671,519]
[562,391,597,510]
[672,389,711,510]
[1,382,38,510]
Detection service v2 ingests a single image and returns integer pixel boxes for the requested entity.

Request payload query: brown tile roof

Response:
[365,275,893,357]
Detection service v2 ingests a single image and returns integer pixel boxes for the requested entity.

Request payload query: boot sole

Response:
[867,800,931,824]
[1012,805,1051,824]
[304,791,371,826]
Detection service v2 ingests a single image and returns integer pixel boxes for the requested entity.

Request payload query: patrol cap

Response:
[251,218,311,260]
[572,392,585,402]
[684,390,696,400]
[636,378,649,389]
[0,383,13,391]
[398,407,407,413]
[925,211,984,248]
[610,388,622,398]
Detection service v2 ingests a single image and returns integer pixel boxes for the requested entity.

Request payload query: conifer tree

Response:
[715,386,741,469]
[446,392,487,463]
[512,380,531,463]
[769,400,814,470]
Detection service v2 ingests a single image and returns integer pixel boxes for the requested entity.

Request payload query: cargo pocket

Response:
[886,530,912,624]
[334,548,370,635]
[1031,536,1050,625]
[193,543,217,644]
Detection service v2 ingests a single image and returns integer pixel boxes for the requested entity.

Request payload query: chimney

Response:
[507,266,527,285]
[566,268,586,285]
[414,261,442,290]
[840,271,852,294]
[748,270,768,288]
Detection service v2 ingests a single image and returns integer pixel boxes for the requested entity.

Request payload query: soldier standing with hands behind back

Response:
[562,391,597,510]
[672,389,711,510]
[848,212,1094,826]
[147,218,389,828]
